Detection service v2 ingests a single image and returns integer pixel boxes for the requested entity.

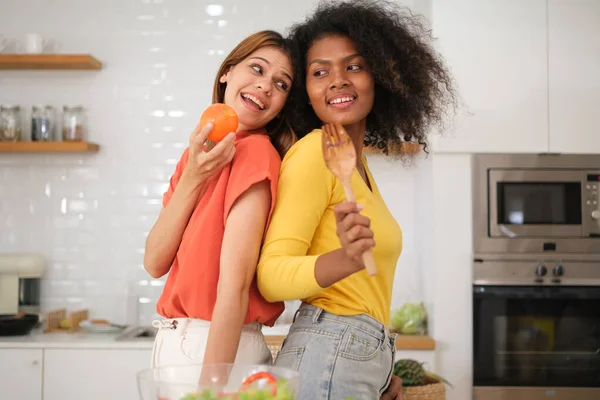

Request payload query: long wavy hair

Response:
[212,30,297,157]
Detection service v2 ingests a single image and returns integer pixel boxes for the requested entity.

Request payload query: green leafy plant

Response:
[390,303,428,335]
[393,359,452,388]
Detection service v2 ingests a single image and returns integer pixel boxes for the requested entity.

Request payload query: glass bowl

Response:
[137,363,299,399]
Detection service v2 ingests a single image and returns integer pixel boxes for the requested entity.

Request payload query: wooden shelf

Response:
[393,334,436,350]
[0,54,102,70]
[0,141,100,153]
[364,142,423,155]
[397,142,422,154]
[265,334,435,351]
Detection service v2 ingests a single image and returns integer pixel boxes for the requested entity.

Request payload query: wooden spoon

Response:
[322,122,378,276]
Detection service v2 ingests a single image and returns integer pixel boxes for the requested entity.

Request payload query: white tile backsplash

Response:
[0,0,426,325]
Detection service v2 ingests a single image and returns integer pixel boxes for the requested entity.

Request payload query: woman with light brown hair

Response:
[143,30,296,368]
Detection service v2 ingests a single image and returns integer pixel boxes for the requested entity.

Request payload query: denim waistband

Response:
[295,303,396,344]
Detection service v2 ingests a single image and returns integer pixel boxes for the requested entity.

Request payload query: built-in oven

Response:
[472,154,600,254]
[472,254,600,400]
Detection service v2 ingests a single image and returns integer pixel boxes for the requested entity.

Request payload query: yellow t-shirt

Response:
[257,129,403,325]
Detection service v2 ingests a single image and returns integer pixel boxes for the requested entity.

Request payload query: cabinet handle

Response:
[32,360,38,366]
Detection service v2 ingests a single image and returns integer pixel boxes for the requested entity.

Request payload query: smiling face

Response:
[220,46,293,132]
[305,34,375,130]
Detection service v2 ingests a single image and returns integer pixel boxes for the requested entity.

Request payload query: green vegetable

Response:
[179,378,294,400]
[390,302,427,334]
[197,389,214,400]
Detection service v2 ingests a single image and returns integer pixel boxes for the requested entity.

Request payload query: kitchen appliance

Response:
[472,154,600,399]
[472,153,600,255]
[0,313,40,336]
[472,255,600,400]
[0,253,45,315]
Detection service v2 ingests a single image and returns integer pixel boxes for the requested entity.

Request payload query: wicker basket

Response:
[403,378,446,400]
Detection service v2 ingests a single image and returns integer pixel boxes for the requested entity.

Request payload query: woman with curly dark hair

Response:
[257,1,456,399]
[284,0,456,155]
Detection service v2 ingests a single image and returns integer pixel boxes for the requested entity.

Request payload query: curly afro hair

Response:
[285,0,457,156]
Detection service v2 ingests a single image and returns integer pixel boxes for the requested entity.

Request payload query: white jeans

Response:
[150,318,273,368]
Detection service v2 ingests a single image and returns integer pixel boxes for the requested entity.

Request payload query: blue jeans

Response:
[274,303,396,400]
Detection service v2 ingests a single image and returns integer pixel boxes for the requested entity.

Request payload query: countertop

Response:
[0,326,435,351]
[0,329,154,349]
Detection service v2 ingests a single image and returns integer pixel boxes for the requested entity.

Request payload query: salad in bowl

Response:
[137,363,299,400]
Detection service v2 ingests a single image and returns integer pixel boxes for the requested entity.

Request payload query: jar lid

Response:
[63,105,84,110]
[0,104,20,110]
[32,105,54,110]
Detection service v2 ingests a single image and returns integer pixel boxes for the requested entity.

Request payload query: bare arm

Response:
[203,179,271,365]
[143,176,206,278]
[314,249,362,287]
[143,122,235,278]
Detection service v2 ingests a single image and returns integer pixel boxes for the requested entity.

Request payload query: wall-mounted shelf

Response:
[397,142,422,154]
[0,54,102,70]
[0,141,100,153]
[266,333,435,352]
[364,142,423,155]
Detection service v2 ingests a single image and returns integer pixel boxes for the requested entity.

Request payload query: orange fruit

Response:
[200,103,238,142]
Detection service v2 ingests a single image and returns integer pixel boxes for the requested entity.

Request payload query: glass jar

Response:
[31,105,55,141]
[62,105,85,141]
[0,105,23,142]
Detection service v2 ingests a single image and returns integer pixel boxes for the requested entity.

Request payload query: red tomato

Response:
[241,371,278,396]
[200,103,239,142]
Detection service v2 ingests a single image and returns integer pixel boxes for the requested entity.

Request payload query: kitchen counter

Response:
[0,329,153,349]
[0,325,435,351]
[0,324,293,349]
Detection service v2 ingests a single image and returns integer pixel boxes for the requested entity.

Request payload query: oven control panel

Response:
[473,257,600,286]
[533,262,567,284]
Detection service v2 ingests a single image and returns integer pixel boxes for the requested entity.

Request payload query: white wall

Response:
[428,154,474,400]
[367,154,429,308]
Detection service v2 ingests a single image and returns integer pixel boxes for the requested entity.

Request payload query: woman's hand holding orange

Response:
[181,121,236,187]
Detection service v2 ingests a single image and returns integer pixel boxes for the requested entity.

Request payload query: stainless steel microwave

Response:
[472,153,600,254]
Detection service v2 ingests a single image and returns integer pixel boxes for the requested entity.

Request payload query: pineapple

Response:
[393,359,426,386]
[393,359,453,388]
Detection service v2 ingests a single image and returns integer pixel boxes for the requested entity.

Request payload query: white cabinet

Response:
[43,349,152,400]
[548,0,600,153]
[431,0,549,153]
[0,348,43,400]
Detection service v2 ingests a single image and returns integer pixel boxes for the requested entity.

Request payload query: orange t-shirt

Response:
[156,129,284,326]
